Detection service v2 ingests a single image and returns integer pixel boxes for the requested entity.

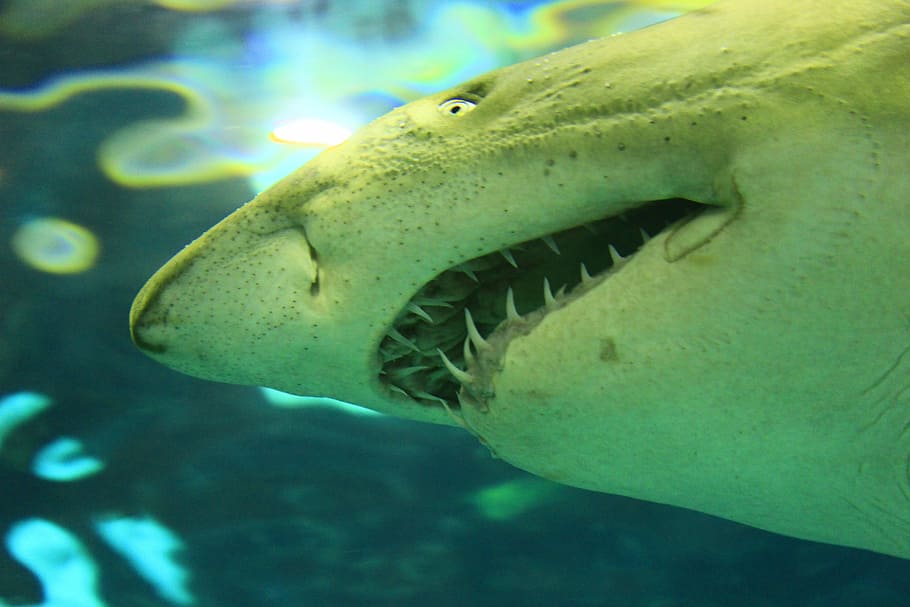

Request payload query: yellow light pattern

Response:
[0,0,250,40]
[269,119,354,146]
[510,0,717,50]
[0,1,716,189]
[469,478,562,521]
[11,218,101,274]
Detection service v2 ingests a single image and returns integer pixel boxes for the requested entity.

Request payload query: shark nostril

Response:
[302,232,321,297]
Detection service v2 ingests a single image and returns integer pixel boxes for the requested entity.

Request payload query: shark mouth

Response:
[378,198,704,411]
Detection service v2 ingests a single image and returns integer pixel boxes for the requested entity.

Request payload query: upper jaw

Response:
[128,172,461,425]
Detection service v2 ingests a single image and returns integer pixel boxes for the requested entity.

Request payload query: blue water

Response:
[1,1,909,605]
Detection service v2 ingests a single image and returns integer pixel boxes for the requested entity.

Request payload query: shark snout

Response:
[129,262,179,355]
[129,242,208,356]
[128,191,322,384]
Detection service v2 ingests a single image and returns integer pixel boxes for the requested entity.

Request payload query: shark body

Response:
[131,0,910,558]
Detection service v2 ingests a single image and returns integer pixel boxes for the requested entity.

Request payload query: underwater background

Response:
[1,0,909,605]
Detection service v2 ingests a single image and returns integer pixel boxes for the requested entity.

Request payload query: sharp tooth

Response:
[386,328,420,351]
[506,287,521,321]
[437,348,474,384]
[582,223,598,235]
[465,308,491,350]
[608,244,625,265]
[556,284,567,298]
[463,336,475,365]
[499,248,518,268]
[413,296,454,309]
[580,262,593,284]
[639,227,651,243]
[389,365,429,379]
[406,302,433,323]
[543,277,557,308]
[455,263,479,282]
[388,384,409,397]
[414,391,448,406]
[542,235,560,255]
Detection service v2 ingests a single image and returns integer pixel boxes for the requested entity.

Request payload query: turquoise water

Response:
[2,1,909,605]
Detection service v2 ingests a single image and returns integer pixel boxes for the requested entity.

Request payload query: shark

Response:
[130,0,910,558]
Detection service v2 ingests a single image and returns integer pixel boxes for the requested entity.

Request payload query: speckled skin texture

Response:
[131,0,910,557]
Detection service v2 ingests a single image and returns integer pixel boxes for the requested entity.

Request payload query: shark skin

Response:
[131,0,910,557]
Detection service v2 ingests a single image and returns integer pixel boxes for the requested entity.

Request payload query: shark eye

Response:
[438,98,477,116]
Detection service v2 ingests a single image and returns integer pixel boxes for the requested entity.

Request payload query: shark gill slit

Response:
[378,197,706,411]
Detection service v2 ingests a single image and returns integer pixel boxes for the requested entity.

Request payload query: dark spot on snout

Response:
[543,158,555,177]
[130,327,167,354]
[599,338,618,362]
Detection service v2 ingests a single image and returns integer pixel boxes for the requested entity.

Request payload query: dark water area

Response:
[1,1,908,606]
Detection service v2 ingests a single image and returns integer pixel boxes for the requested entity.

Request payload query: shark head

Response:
[131,0,910,558]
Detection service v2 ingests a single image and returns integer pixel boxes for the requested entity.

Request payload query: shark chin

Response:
[131,0,910,559]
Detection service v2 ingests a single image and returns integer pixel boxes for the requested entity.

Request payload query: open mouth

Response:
[378,198,706,411]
